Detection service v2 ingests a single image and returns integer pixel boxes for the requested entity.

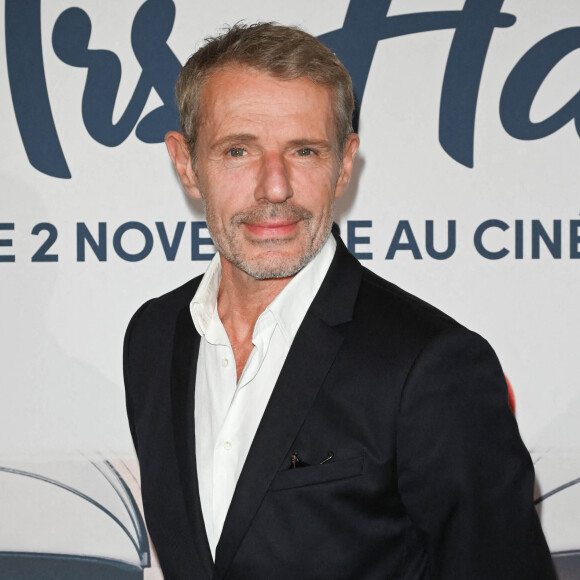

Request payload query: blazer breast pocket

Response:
[269,455,364,492]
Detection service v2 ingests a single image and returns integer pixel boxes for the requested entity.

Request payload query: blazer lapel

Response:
[213,238,363,579]
[171,305,214,577]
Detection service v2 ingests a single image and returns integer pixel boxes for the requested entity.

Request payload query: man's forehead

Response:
[199,65,332,112]
[197,65,335,137]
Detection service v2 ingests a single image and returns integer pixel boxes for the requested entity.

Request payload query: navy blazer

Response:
[124,235,556,579]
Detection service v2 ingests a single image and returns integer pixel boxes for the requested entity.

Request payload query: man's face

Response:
[169,65,358,280]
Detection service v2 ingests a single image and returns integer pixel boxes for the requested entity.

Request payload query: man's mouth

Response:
[243,220,299,238]
[232,202,313,241]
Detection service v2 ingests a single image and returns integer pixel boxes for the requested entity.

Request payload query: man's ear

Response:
[165,131,202,199]
[334,133,360,199]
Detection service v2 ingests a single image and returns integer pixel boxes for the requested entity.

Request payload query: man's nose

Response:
[255,152,293,203]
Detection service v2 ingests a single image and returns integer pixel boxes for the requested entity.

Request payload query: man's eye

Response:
[296,148,314,156]
[228,148,246,157]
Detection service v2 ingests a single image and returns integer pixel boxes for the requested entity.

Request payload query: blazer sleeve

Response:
[122,300,153,456]
[396,327,556,580]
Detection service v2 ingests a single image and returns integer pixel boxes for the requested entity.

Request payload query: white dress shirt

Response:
[190,235,336,559]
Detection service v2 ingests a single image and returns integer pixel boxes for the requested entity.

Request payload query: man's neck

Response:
[217,255,293,380]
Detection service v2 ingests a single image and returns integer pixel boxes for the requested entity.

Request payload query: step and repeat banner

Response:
[1,0,579,577]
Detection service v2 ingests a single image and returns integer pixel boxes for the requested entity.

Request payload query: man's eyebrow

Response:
[210,134,258,150]
[287,138,333,151]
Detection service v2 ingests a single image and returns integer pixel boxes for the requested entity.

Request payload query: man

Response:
[124,22,556,579]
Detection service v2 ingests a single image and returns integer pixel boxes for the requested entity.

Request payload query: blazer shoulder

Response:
[128,275,202,328]
[357,265,461,338]
[124,274,203,364]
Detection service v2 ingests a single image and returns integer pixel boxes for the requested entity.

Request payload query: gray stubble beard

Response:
[204,200,334,280]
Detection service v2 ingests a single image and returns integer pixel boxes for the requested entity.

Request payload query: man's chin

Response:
[229,248,313,280]
[237,258,306,280]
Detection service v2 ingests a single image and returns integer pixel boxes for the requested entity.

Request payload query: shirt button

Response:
[222,358,229,368]
[223,441,232,451]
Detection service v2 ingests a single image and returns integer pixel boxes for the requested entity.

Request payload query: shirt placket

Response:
[211,340,240,540]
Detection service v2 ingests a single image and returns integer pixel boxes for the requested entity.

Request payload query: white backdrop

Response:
[1,0,579,577]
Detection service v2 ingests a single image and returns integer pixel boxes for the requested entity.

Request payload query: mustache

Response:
[230,202,313,226]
